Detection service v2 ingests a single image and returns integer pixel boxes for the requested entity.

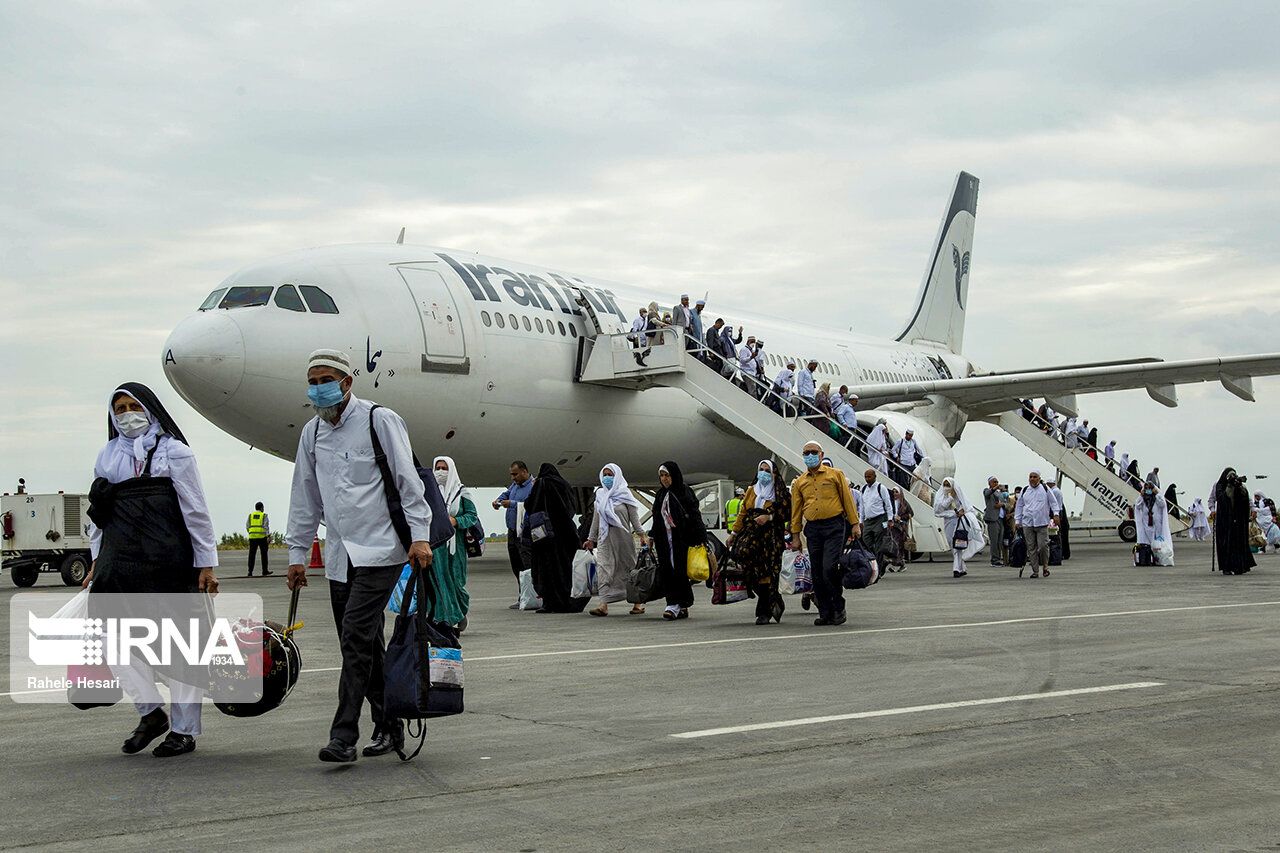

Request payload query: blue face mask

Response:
[757,471,772,486]
[803,452,821,469]
[308,380,346,409]
[601,475,615,489]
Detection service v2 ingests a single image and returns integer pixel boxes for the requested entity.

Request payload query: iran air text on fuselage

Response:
[436,253,628,323]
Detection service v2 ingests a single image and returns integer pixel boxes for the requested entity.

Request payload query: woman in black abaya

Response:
[648,461,707,620]
[525,463,588,612]
[1212,467,1256,575]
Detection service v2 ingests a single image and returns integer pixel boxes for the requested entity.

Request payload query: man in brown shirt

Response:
[791,440,862,626]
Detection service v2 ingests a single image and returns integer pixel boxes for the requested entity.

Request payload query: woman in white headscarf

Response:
[933,477,984,577]
[1135,480,1173,565]
[1188,497,1210,541]
[584,463,648,616]
[910,456,934,503]
[84,383,219,758]
[866,420,890,474]
[430,456,478,627]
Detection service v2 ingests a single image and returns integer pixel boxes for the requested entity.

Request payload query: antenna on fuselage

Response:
[396,227,406,245]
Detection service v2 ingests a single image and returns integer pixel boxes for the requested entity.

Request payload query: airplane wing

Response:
[850,352,1280,417]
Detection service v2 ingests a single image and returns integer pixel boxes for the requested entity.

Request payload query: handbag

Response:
[952,525,969,550]
[571,550,598,599]
[837,544,879,590]
[384,564,464,761]
[711,567,750,604]
[525,510,553,543]
[59,589,123,710]
[792,552,813,593]
[626,546,663,603]
[686,544,711,582]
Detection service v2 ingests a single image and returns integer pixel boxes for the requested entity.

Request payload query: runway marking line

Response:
[3,600,1275,696]
[670,681,1167,738]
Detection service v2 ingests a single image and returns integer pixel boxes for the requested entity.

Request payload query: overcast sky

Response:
[4,2,1279,551]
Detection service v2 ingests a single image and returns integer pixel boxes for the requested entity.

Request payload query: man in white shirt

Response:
[891,429,922,489]
[1104,440,1117,472]
[737,336,760,395]
[1014,470,1055,578]
[772,361,796,414]
[859,468,895,564]
[833,395,858,448]
[286,348,434,764]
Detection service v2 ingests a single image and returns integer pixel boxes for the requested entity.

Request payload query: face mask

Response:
[757,471,772,486]
[307,380,345,409]
[601,475,615,489]
[803,453,821,469]
[114,410,150,439]
[434,469,450,487]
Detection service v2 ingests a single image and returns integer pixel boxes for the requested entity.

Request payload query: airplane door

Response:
[398,267,469,372]
[837,345,862,384]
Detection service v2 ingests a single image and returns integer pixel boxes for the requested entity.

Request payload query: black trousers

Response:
[329,565,403,746]
[506,529,532,579]
[1059,513,1071,560]
[753,581,782,619]
[247,538,269,574]
[804,516,847,619]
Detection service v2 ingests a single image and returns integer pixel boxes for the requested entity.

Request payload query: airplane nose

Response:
[163,312,246,410]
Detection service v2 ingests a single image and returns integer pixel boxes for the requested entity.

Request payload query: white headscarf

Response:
[935,477,984,558]
[110,389,163,466]
[933,477,967,515]
[1190,497,1204,514]
[913,456,932,480]
[594,463,642,544]
[753,460,776,508]
[432,456,471,554]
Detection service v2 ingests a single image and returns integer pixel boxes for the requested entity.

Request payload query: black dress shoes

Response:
[319,739,358,763]
[153,733,195,758]
[362,731,405,758]
[122,709,169,755]
[831,612,848,626]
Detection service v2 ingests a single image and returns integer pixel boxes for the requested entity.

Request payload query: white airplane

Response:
[162,172,1280,495]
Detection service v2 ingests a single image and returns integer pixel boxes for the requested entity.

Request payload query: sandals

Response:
[589,606,608,617]
[628,605,645,615]
[662,609,678,620]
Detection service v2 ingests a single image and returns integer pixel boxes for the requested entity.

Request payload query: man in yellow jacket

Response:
[246,501,273,577]
[790,441,861,626]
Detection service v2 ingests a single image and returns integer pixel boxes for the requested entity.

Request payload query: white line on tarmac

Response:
[670,681,1167,739]
[4,600,1276,695]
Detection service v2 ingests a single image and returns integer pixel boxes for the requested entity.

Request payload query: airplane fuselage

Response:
[164,243,972,487]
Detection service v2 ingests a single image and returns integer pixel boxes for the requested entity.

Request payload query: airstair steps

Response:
[987,410,1189,533]
[578,333,951,552]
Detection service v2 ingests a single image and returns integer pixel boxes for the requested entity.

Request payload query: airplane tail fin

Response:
[895,171,979,354]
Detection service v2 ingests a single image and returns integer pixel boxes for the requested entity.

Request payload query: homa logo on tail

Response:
[951,245,970,309]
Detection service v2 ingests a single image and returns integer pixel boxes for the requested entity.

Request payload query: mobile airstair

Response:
[575,331,951,552]
[987,409,1190,534]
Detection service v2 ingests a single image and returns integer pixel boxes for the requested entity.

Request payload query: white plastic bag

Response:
[570,550,598,599]
[779,550,798,595]
[1152,539,1175,567]
[518,569,543,611]
[52,588,91,621]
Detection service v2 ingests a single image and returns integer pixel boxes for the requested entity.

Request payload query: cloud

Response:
[4,1,1280,535]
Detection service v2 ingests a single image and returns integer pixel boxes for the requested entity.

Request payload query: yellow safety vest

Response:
[726,498,743,529]
[248,511,267,539]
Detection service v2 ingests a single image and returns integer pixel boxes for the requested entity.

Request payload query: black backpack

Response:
[366,405,455,549]
[1133,543,1154,567]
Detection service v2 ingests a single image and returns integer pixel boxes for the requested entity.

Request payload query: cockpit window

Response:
[219,286,274,309]
[274,285,306,312]
[299,285,339,314]
[199,288,227,311]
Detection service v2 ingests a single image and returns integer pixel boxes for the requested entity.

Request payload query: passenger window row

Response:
[480,310,578,339]
[198,285,339,314]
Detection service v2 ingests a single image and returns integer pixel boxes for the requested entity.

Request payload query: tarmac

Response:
[3,540,1280,851]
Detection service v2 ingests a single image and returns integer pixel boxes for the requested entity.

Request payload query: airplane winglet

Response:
[396,227,406,245]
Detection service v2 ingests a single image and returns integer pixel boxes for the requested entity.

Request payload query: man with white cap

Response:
[983,476,1006,566]
[771,360,797,415]
[286,348,434,763]
[890,429,922,489]
[691,298,706,357]
[1014,469,1054,578]
[671,294,695,350]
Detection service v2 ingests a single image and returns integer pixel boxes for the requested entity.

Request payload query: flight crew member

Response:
[725,487,745,530]
[494,461,536,608]
[790,441,862,626]
[286,348,434,764]
[245,501,272,577]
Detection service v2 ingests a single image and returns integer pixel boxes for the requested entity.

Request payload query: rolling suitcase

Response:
[1048,536,1063,566]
